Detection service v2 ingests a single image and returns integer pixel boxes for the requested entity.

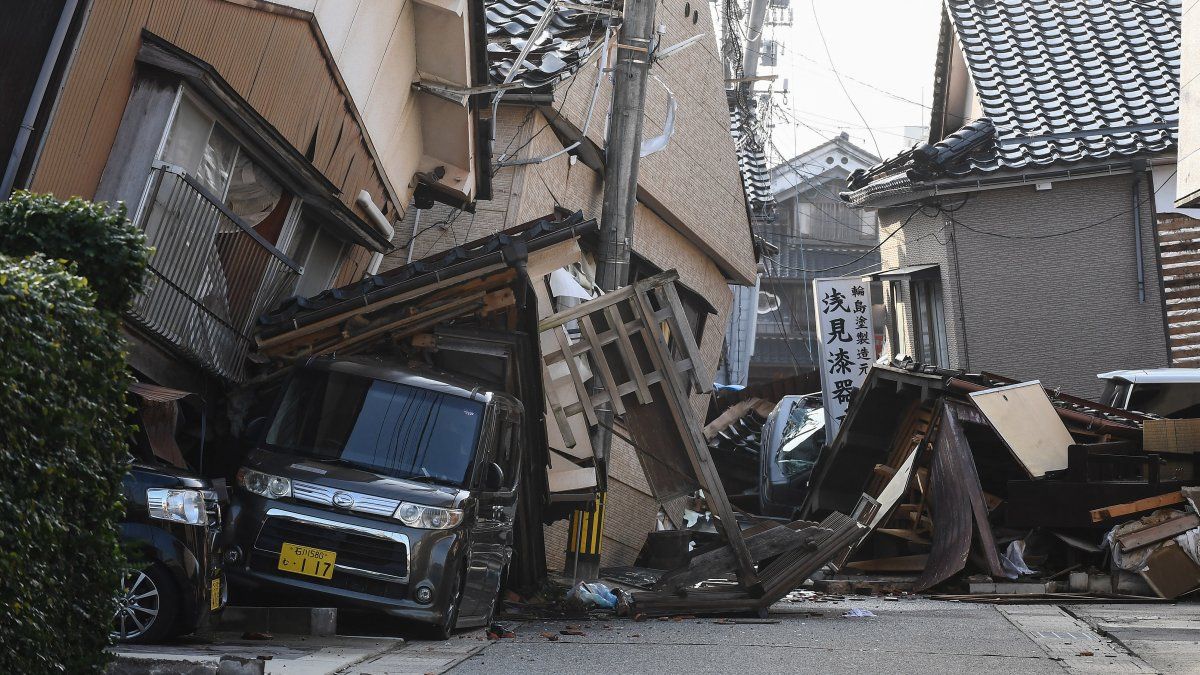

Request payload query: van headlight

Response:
[146,488,207,525]
[237,468,292,499]
[394,502,463,529]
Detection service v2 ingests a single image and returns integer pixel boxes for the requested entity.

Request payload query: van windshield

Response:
[264,369,485,487]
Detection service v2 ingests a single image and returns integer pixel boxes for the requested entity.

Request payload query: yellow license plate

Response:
[210,577,221,611]
[278,542,337,579]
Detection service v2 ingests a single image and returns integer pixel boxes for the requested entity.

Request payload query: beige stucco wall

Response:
[547,0,757,284]
[271,0,477,208]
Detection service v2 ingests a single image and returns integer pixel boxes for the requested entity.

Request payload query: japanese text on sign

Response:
[813,277,876,440]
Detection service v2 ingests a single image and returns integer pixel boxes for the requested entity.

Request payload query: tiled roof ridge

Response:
[257,210,594,332]
[730,103,774,209]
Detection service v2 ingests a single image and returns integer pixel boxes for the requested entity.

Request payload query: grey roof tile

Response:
[844,0,1180,205]
[730,105,774,209]
[484,0,620,88]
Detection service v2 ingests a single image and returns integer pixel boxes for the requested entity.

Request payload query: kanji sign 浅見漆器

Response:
[813,277,876,439]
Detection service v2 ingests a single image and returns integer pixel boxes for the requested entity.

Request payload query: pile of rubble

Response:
[801,364,1200,601]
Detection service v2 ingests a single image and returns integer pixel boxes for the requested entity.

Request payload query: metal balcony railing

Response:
[128,164,302,381]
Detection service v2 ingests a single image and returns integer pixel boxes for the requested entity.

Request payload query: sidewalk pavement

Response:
[110,630,488,675]
[109,599,1200,674]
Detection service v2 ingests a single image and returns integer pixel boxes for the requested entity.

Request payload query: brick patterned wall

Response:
[878,174,1170,398]
[551,0,757,284]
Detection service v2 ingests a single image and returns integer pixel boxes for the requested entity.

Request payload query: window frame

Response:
[145,85,352,296]
[910,278,949,366]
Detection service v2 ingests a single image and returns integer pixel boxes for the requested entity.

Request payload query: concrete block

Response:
[219,606,337,637]
[217,656,266,675]
[1069,571,1090,592]
[967,581,1058,594]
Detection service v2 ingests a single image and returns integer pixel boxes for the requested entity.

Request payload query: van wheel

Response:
[111,564,178,643]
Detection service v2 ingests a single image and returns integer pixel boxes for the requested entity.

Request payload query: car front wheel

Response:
[111,564,178,643]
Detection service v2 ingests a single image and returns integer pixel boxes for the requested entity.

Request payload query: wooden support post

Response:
[631,283,760,590]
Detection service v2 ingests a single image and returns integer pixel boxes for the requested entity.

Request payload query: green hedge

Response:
[0,192,148,311]
[0,192,148,672]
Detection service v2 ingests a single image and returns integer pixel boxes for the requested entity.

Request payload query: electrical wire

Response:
[949,169,1173,240]
[761,255,806,373]
[767,206,922,274]
[810,0,881,158]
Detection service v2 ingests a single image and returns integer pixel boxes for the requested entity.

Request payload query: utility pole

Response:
[740,0,770,83]
[596,0,657,294]
[564,0,657,581]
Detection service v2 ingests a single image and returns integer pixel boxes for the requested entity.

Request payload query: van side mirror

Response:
[484,462,504,491]
[243,417,267,443]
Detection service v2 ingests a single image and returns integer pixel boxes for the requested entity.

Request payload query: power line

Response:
[810,0,881,158]
[768,206,921,274]
[949,169,1174,240]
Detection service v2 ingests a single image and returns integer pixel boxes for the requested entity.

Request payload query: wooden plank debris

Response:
[1090,491,1186,523]
[846,554,929,573]
[1115,513,1200,552]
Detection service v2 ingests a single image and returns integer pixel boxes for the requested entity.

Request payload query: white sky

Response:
[757,0,946,164]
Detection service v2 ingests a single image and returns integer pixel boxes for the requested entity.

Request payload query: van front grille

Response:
[254,516,408,581]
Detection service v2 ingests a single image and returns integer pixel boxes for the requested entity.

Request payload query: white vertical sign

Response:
[813,276,876,440]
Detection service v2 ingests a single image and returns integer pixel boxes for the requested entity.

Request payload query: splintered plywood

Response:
[969,381,1072,478]
[868,447,919,531]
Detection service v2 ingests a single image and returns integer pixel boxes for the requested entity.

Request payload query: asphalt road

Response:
[449,598,1073,675]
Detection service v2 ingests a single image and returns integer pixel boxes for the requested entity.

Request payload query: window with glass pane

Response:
[265,369,485,487]
[289,220,346,298]
[910,279,948,365]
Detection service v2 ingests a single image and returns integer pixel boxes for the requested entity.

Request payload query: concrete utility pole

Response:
[740,0,770,82]
[596,0,657,294]
[566,0,657,580]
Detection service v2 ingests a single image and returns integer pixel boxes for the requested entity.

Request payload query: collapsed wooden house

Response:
[246,208,862,612]
[802,364,1198,594]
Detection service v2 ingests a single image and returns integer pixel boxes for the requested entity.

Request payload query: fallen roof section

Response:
[256,210,596,342]
[484,0,619,89]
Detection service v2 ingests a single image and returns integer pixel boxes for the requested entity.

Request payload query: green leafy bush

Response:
[0,191,148,311]
[0,193,148,672]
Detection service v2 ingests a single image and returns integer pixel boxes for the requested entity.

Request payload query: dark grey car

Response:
[227,357,522,637]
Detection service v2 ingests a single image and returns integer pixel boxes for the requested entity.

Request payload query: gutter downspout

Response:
[1132,163,1146,303]
[1,0,80,198]
[1145,166,1173,365]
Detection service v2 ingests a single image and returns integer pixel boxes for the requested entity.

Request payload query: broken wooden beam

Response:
[1090,490,1186,523]
[1116,513,1200,552]
[652,522,827,594]
[846,554,929,573]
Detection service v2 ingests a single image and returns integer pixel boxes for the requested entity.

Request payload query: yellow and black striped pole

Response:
[564,492,605,579]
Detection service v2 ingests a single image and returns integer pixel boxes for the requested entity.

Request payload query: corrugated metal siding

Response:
[31,0,397,226]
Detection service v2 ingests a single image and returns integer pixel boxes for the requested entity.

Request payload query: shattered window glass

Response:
[776,400,825,480]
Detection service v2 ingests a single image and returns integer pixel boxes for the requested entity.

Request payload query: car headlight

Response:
[394,502,463,529]
[146,488,207,525]
[237,468,292,499]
